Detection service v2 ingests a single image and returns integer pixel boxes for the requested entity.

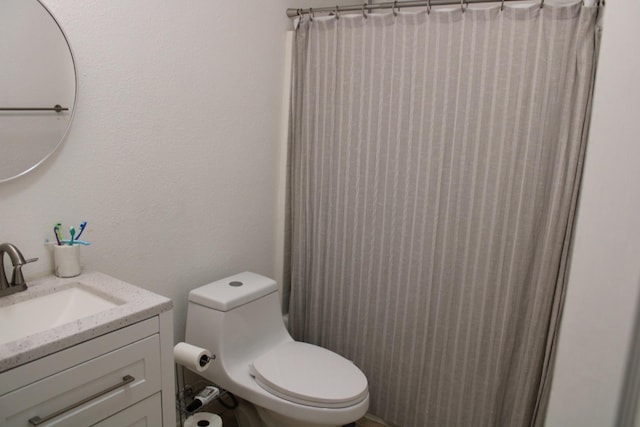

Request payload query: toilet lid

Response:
[249,342,368,408]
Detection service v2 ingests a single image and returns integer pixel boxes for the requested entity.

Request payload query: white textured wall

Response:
[0,0,303,341]
[545,1,640,426]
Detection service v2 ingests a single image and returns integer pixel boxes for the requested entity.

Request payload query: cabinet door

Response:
[93,393,162,427]
[0,335,160,426]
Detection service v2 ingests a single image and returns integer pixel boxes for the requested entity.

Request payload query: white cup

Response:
[53,244,81,278]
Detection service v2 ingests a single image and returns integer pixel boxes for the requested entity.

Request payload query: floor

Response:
[223,415,386,427]
[179,370,388,427]
[185,404,387,427]
[356,416,389,427]
[210,417,385,427]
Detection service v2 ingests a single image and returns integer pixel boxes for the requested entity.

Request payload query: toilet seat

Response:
[249,342,368,409]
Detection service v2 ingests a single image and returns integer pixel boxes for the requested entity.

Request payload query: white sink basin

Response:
[0,284,122,345]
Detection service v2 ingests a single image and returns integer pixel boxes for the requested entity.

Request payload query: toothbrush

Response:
[45,239,91,246]
[75,221,87,240]
[61,239,91,246]
[53,225,61,245]
[69,226,76,246]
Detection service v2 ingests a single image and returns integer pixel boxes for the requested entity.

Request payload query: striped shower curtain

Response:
[286,3,600,426]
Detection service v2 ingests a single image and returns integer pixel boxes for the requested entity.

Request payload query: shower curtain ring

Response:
[295,9,302,29]
[461,0,468,12]
[362,3,368,19]
[393,1,398,16]
[334,5,340,19]
[309,7,314,21]
[501,0,505,11]
[427,0,431,14]
[540,0,544,8]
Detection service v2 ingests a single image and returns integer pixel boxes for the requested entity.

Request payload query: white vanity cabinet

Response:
[0,312,175,427]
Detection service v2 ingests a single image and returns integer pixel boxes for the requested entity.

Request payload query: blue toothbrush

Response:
[75,221,87,240]
[60,239,91,246]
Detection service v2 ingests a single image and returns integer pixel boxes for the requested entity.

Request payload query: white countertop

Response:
[0,271,172,372]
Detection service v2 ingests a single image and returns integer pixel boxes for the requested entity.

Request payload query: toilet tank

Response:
[185,272,293,379]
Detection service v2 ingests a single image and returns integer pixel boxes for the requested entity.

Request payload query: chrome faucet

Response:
[0,243,38,297]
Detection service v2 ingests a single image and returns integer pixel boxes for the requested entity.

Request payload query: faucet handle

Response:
[11,257,38,288]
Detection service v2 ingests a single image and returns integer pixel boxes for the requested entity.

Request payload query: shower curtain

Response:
[286,3,600,426]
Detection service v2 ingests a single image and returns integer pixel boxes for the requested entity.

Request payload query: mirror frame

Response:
[0,0,78,183]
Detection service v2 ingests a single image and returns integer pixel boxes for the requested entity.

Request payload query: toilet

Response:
[185,272,369,427]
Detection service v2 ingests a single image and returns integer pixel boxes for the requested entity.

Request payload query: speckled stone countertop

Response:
[0,271,172,372]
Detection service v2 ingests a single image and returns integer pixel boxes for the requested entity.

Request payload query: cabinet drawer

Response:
[0,335,160,427]
[93,393,162,427]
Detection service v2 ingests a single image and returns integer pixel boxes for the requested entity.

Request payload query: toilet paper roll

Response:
[184,412,222,427]
[174,342,212,372]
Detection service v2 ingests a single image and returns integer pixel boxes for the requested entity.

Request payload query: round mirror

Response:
[0,0,77,183]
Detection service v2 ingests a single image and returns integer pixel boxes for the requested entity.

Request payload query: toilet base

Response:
[234,399,264,427]
[256,405,337,427]
[234,398,351,427]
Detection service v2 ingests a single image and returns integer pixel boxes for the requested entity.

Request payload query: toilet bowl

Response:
[185,272,369,427]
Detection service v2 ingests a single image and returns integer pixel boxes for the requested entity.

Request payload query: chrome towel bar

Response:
[0,104,68,112]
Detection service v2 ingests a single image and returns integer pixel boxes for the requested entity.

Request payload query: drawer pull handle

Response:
[28,375,135,426]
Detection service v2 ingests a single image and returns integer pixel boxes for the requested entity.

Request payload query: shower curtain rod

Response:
[287,0,538,17]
